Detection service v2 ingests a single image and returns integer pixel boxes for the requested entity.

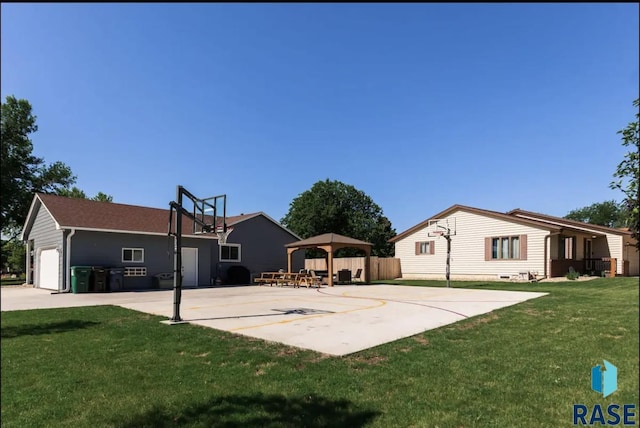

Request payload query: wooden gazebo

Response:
[285,233,372,287]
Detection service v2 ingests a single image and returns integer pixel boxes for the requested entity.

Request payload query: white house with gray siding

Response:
[391,205,638,280]
[21,193,304,292]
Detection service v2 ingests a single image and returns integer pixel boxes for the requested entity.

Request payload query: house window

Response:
[490,236,522,260]
[122,248,144,263]
[415,241,435,255]
[559,236,575,260]
[219,244,241,262]
[124,267,147,277]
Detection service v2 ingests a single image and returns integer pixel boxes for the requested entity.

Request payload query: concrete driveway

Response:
[1,285,547,356]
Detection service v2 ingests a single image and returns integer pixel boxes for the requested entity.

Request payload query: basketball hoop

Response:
[216,227,233,245]
[428,230,444,238]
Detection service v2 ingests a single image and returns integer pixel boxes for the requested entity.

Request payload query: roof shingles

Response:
[36,193,254,235]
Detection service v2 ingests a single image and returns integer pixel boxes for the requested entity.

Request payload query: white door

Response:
[181,247,198,287]
[39,249,60,290]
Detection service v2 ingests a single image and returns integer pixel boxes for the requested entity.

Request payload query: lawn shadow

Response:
[1,319,100,338]
[116,393,380,427]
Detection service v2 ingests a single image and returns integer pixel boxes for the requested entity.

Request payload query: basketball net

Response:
[216,227,233,245]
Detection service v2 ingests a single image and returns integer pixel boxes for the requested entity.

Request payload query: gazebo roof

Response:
[285,233,372,249]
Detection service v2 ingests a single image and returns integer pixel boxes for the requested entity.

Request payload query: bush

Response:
[566,267,580,280]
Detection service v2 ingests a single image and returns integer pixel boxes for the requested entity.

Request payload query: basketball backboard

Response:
[427,217,456,237]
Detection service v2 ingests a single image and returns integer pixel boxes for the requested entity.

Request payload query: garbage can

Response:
[92,267,108,292]
[153,273,174,289]
[71,266,92,294]
[109,267,125,292]
[338,269,352,283]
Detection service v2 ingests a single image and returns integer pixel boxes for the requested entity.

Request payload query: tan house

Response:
[390,205,638,280]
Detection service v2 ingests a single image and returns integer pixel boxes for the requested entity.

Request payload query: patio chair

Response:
[307,270,323,288]
[352,268,363,284]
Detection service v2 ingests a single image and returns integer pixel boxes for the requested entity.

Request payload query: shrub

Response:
[566,267,580,280]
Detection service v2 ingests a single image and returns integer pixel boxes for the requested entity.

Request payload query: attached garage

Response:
[38,248,60,290]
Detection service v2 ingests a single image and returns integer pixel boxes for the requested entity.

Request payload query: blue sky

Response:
[2,3,638,234]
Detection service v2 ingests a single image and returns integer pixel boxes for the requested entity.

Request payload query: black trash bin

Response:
[109,267,125,292]
[92,267,108,292]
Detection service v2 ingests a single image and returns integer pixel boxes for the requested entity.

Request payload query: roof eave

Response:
[59,226,218,239]
[21,194,62,241]
[509,209,633,236]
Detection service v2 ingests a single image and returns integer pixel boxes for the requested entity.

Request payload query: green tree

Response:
[281,179,396,257]
[56,187,114,202]
[92,192,113,203]
[610,98,639,248]
[564,200,626,228]
[1,239,25,274]
[1,95,76,238]
[57,186,88,199]
[91,192,113,202]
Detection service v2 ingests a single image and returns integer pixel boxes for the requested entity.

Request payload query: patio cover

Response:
[285,233,372,286]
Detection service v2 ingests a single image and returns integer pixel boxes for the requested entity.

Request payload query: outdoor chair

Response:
[308,270,323,288]
[352,268,363,283]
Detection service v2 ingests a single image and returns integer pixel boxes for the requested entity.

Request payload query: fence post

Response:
[611,258,616,277]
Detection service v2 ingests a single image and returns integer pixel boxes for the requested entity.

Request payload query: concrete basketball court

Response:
[1,285,547,356]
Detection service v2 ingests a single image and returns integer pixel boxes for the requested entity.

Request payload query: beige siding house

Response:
[391,205,638,280]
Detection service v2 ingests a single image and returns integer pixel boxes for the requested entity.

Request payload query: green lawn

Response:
[2,278,638,427]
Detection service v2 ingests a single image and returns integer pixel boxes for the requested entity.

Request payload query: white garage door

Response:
[39,249,60,290]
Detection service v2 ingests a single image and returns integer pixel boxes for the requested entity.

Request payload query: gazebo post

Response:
[327,248,334,287]
[287,248,296,273]
[364,247,371,284]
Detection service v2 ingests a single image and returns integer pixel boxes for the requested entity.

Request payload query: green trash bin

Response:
[71,266,92,294]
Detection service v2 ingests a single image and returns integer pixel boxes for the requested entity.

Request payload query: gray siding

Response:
[70,231,216,289]
[221,215,304,281]
[26,207,302,290]
[27,203,64,290]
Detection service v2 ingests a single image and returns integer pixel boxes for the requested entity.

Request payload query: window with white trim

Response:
[124,267,147,277]
[219,244,241,262]
[122,248,144,263]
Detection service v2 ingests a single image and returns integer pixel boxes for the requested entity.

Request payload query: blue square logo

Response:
[591,360,617,398]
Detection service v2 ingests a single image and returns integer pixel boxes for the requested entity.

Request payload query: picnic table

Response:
[254,271,321,288]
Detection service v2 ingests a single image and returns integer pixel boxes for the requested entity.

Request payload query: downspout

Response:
[544,233,551,278]
[53,228,75,294]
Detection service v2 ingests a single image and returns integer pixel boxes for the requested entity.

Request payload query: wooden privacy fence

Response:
[304,257,401,281]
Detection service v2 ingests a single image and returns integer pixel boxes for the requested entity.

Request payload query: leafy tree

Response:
[281,179,396,257]
[1,239,25,274]
[92,192,113,203]
[1,95,75,238]
[1,95,114,239]
[610,98,639,248]
[56,187,113,202]
[564,200,626,228]
[57,186,88,199]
